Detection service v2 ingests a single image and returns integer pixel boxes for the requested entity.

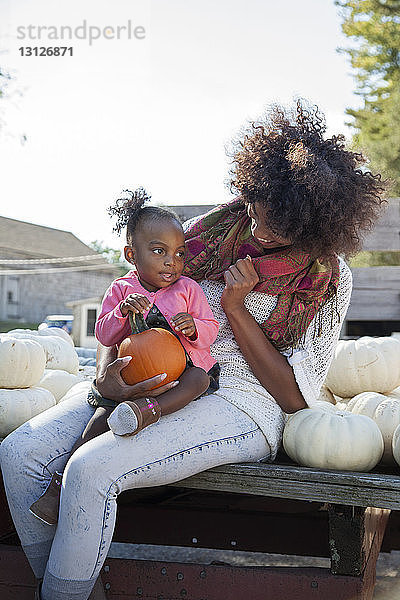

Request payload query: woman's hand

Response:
[120,293,151,316]
[97,353,178,403]
[221,256,259,314]
[171,312,197,340]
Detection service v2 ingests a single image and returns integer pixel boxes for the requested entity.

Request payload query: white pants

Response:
[0,384,269,600]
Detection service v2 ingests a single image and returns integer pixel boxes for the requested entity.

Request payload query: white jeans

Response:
[0,383,269,600]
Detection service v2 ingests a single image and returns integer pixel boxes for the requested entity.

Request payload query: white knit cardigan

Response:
[199,257,353,460]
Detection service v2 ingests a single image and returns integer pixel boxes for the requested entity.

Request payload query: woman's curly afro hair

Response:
[229,99,388,259]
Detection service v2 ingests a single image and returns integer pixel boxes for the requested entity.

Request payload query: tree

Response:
[336,0,400,192]
[89,240,128,277]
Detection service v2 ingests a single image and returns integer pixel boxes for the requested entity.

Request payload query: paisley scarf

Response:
[184,197,340,351]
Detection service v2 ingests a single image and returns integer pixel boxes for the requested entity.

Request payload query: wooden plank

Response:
[361,198,400,251]
[173,462,400,492]
[100,557,371,600]
[328,505,390,576]
[346,290,400,320]
[347,266,400,320]
[169,463,400,510]
[351,266,400,290]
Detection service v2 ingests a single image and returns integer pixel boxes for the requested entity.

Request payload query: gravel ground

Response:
[108,543,400,599]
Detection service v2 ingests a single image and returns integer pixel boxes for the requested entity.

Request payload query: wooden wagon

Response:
[0,456,399,600]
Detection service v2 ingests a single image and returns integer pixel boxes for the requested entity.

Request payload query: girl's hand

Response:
[97,356,179,402]
[120,293,151,316]
[221,256,259,314]
[171,312,197,340]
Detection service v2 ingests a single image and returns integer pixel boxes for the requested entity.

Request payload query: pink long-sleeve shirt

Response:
[95,271,219,372]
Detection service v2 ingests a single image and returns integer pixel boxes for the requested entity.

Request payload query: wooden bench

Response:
[1,454,399,599]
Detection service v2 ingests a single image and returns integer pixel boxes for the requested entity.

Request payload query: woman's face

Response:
[247,202,292,249]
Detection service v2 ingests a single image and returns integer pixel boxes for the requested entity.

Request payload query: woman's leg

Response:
[40,394,270,600]
[0,382,94,578]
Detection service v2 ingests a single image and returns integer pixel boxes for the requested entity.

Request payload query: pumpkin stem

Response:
[129,312,150,335]
[135,312,150,332]
[128,312,138,335]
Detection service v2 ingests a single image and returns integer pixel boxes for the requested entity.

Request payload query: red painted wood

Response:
[0,545,376,600]
[101,557,371,600]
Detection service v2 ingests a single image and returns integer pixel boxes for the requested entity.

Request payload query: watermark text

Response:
[16,20,146,46]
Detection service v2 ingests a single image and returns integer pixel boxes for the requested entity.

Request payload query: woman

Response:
[0,101,386,600]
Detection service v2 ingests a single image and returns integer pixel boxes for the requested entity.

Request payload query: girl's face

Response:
[124,219,186,292]
[247,202,292,250]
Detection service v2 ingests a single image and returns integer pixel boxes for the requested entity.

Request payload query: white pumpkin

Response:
[0,337,46,389]
[388,386,400,400]
[58,380,91,404]
[325,336,400,398]
[392,423,400,467]
[38,369,82,403]
[335,399,352,411]
[347,391,388,418]
[286,400,336,423]
[374,399,400,463]
[8,327,74,346]
[345,391,400,463]
[0,387,56,438]
[283,407,384,472]
[3,332,79,374]
[310,400,337,412]
[317,386,336,404]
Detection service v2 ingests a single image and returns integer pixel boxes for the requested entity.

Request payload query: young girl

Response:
[29,188,219,525]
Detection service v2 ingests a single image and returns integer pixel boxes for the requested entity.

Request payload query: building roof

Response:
[0,215,121,277]
[0,215,100,260]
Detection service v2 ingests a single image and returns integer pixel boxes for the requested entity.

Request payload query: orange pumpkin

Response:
[118,312,186,389]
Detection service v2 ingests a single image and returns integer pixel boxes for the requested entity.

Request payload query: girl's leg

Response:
[0,382,94,578]
[40,394,270,600]
[29,407,113,526]
[72,407,113,453]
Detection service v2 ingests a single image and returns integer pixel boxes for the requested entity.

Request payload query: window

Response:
[86,309,97,337]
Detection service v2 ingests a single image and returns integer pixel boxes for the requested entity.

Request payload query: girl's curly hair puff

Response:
[228,99,388,258]
[108,187,180,244]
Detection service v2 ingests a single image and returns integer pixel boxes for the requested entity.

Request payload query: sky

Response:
[0,0,360,252]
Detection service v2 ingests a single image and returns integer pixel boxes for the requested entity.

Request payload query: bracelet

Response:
[144,397,160,420]
[87,380,119,409]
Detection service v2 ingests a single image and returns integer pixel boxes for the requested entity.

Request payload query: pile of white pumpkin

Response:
[0,328,92,440]
[283,336,400,472]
